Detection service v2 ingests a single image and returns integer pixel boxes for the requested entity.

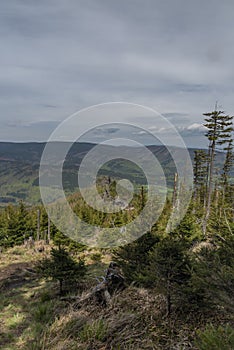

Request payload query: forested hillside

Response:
[0,108,233,349]
[0,142,230,205]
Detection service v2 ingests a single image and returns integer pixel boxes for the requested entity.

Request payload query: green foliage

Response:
[0,202,32,247]
[115,232,159,285]
[34,301,54,323]
[202,109,233,234]
[37,247,87,294]
[174,211,202,242]
[79,319,107,342]
[90,252,102,262]
[209,236,234,313]
[187,236,234,314]
[195,324,234,350]
[193,149,208,203]
[52,229,74,247]
[222,140,233,190]
[149,237,191,315]
[204,110,233,145]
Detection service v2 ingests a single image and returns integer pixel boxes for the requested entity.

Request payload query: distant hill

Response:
[0,142,230,205]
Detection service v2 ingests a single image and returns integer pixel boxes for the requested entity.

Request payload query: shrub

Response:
[79,319,107,342]
[195,324,234,350]
[37,247,87,294]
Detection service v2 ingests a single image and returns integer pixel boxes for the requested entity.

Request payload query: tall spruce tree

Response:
[202,108,233,234]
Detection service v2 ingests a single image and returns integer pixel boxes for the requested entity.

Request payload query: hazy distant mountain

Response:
[0,142,230,205]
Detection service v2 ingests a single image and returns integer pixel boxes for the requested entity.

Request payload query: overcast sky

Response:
[1,0,234,147]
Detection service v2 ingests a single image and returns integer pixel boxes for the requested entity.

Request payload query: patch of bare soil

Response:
[0,262,37,291]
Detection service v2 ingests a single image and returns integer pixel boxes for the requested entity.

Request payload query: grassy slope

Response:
[1,246,233,350]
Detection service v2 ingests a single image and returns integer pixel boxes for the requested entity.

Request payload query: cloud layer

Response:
[0,0,234,146]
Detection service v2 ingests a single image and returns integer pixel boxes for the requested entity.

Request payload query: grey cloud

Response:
[5,120,59,129]
[163,113,188,118]
[105,128,120,134]
[162,113,190,123]
[0,0,234,146]
[93,127,120,135]
[27,121,60,128]
[41,104,58,109]
[2,120,60,142]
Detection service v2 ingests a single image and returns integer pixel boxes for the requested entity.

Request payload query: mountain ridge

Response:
[0,142,229,205]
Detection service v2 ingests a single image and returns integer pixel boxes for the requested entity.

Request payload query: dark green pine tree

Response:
[174,211,202,243]
[222,139,233,202]
[0,209,9,248]
[193,150,208,205]
[52,226,83,252]
[37,246,87,295]
[6,204,28,246]
[202,108,233,235]
[190,236,234,315]
[149,237,191,316]
[16,201,30,241]
[115,231,159,286]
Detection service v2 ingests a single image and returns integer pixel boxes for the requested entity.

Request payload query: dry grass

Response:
[1,245,233,350]
[0,242,51,269]
[40,287,196,350]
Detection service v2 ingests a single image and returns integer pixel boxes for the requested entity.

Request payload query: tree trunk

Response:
[203,140,215,235]
[59,279,63,295]
[37,209,40,241]
[47,217,51,243]
[172,173,178,209]
[166,279,172,317]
